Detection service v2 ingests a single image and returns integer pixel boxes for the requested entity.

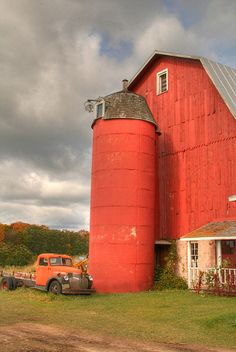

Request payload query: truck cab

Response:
[1,253,94,295]
[35,253,93,294]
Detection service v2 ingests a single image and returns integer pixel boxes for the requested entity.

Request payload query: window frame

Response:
[156,68,168,95]
[49,257,73,267]
[190,241,198,268]
[95,100,105,119]
[39,257,48,266]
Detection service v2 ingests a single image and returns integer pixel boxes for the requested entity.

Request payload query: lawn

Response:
[0,287,236,349]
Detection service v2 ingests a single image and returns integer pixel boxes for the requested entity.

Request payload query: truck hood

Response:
[51,266,83,275]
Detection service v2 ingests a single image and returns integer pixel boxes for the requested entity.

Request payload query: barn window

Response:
[190,242,198,268]
[157,69,168,95]
[95,100,105,118]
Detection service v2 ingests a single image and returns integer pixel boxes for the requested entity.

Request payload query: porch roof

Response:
[180,221,236,241]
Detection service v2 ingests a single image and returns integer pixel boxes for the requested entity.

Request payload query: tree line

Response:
[0,222,89,266]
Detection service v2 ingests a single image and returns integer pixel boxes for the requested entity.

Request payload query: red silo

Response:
[89,81,160,293]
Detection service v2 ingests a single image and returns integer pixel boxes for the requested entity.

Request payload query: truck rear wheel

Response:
[10,277,17,290]
[48,280,62,295]
[0,277,17,291]
[0,278,8,290]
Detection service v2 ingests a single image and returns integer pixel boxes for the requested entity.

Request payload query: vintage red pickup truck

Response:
[0,253,94,295]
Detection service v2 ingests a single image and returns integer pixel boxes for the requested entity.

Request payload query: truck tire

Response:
[0,277,17,291]
[0,278,8,290]
[48,280,62,295]
[10,277,17,290]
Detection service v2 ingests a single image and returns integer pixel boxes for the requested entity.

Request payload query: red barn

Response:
[128,51,236,286]
[89,51,236,291]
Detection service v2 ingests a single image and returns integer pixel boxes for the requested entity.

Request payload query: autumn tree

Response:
[0,224,5,242]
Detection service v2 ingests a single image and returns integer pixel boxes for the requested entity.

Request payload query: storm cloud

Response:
[0,0,235,229]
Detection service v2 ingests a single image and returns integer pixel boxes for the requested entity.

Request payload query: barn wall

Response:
[131,56,236,240]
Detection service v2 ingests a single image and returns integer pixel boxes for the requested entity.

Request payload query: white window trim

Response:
[190,241,198,268]
[95,100,105,118]
[156,68,168,95]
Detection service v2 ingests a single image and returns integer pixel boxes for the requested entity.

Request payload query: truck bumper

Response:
[62,288,96,295]
[61,276,95,295]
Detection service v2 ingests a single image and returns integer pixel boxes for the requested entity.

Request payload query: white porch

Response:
[179,221,236,289]
[189,266,236,289]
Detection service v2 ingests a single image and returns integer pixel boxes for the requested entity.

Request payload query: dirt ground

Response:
[0,323,235,352]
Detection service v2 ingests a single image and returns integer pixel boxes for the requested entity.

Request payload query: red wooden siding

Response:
[131,56,236,240]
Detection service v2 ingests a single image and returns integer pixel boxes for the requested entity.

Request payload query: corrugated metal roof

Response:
[201,58,236,119]
[128,50,236,120]
[180,221,236,241]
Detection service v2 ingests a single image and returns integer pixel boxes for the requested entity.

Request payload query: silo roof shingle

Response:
[92,90,161,133]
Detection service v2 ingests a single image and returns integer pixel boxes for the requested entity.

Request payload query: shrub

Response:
[156,241,188,290]
[193,261,236,296]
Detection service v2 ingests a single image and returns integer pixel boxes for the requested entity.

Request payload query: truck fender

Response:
[46,276,63,291]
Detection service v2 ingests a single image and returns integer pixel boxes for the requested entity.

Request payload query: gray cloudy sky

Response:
[0,0,235,230]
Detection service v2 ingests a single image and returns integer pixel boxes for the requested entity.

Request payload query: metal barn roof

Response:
[128,51,236,120]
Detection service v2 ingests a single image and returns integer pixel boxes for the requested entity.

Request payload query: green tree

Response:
[0,243,34,266]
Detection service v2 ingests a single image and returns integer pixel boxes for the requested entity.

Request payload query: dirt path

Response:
[0,323,235,352]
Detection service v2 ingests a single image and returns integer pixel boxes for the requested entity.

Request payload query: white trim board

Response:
[180,236,236,241]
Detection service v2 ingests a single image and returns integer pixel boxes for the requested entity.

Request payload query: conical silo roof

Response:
[92,82,160,134]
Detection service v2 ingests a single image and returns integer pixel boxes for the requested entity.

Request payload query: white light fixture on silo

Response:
[228,195,236,202]
[84,97,105,113]
[84,99,97,113]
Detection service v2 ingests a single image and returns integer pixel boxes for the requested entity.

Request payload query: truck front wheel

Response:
[48,280,62,295]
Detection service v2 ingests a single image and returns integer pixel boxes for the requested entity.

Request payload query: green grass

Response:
[0,264,36,273]
[0,288,236,348]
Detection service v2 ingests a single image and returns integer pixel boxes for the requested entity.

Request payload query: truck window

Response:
[39,258,48,266]
[50,257,72,266]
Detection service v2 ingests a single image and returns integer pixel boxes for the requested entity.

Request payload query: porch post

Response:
[216,240,222,267]
[187,241,191,288]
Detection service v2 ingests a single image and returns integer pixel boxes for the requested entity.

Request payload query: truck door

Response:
[36,257,51,286]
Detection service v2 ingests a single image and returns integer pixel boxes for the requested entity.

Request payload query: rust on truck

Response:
[0,253,94,295]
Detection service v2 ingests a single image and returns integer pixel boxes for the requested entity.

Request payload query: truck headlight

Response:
[88,275,93,281]
[63,275,69,281]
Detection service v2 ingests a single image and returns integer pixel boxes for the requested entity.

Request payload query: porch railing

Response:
[189,267,236,289]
